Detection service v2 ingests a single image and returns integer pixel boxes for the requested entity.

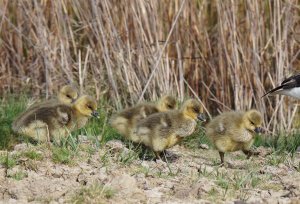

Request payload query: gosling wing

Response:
[156,113,174,137]
[209,112,252,142]
[221,112,254,143]
[23,105,72,128]
[215,121,226,134]
[57,106,71,125]
[117,104,158,123]
[13,99,60,130]
[134,112,172,138]
[26,99,60,111]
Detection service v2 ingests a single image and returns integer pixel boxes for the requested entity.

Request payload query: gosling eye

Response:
[193,107,200,113]
[167,104,173,109]
[66,94,72,99]
[250,121,255,126]
[86,105,93,110]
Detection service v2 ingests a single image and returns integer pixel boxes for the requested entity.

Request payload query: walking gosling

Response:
[110,95,176,140]
[130,99,206,159]
[206,110,263,166]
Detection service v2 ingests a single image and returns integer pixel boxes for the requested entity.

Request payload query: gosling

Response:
[206,110,263,166]
[12,95,99,143]
[262,73,300,99]
[110,95,176,140]
[27,85,78,110]
[12,85,79,132]
[130,99,206,159]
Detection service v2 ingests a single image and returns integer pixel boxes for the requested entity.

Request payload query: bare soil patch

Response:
[0,141,299,203]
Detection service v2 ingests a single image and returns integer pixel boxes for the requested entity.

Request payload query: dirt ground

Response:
[0,139,299,204]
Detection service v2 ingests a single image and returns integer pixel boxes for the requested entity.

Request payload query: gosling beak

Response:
[91,111,99,118]
[197,113,207,122]
[254,127,262,133]
[71,98,76,103]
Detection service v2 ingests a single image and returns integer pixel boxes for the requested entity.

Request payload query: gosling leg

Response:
[219,151,225,165]
[154,151,163,161]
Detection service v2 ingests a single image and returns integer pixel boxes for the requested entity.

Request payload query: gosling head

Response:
[181,99,206,121]
[58,85,79,105]
[74,95,99,118]
[243,109,263,133]
[157,95,177,112]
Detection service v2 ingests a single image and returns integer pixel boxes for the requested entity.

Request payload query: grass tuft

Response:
[254,133,300,154]
[0,153,18,169]
[71,183,115,203]
[8,170,28,181]
[0,95,28,149]
[51,147,73,165]
[183,124,211,149]
[23,150,43,161]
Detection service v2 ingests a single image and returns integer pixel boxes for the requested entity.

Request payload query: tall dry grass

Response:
[0,0,299,134]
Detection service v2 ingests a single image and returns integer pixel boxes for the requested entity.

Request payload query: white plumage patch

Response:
[140,107,147,118]
[217,123,225,133]
[271,87,300,99]
[57,107,69,124]
[137,127,150,136]
[281,88,300,99]
[160,118,168,127]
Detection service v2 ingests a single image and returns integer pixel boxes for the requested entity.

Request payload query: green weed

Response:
[9,170,28,180]
[23,150,43,160]
[0,153,18,169]
[51,147,73,164]
[183,124,211,149]
[0,95,27,149]
[71,183,115,203]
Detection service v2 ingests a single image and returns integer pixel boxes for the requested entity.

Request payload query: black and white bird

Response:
[262,73,300,99]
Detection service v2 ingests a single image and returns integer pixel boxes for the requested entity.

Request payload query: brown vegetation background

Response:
[0,0,299,133]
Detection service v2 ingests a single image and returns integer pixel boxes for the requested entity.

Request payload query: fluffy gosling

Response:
[206,110,263,166]
[12,95,98,143]
[110,95,176,140]
[27,85,78,110]
[262,73,300,99]
[130,99,206,159]
[12,85,79,133]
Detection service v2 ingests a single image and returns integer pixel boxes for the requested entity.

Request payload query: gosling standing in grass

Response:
[110,95,176,140]
[12,95,99,143]
[130,99,206,159]
[12,85,79,133]
[206,110,263,165]
[262,73,300,99]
